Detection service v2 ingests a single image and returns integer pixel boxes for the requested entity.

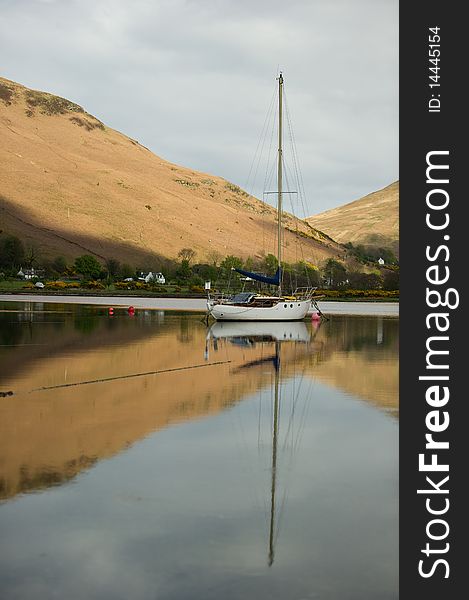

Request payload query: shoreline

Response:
[0,294,399,317]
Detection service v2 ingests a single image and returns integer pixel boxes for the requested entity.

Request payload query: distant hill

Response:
[0,76,343,269]
[306,182,399,256]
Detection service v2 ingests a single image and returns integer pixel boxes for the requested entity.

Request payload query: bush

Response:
[317,288,398,299]
[114,281,148,290]
[149,284,167,293]
[85,280,105,290]
[44,281,80,290]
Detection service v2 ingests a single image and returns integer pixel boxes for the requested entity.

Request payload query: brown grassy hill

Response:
[306,181,399,255]
[0,76,343,268]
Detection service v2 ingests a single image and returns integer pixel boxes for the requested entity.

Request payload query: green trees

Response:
[176,259,192,281]
[175,249,197,282]
[106,258,120,278]
[16,247,397,293]
[383,269,399,291]
[262,253,278,274]
[0,235,25,270]
[220,255,244,271]
[345,242,398,265]
[323,259,347,289]
[74,255,102,280]
[192,263,218,281]
[347,270,382,290]
[291,261,320,287]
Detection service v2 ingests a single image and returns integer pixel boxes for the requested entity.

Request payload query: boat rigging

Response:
[206,73,323,321]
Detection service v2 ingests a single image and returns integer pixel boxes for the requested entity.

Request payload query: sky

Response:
[0,0,398,216]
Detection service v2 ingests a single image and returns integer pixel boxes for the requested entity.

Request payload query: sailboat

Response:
[206,73,320,322]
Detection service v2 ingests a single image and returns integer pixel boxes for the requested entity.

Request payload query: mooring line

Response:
[1,360,232,397]
[31,360,232,392]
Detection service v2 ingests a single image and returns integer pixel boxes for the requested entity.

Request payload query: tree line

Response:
[0,235,399,291]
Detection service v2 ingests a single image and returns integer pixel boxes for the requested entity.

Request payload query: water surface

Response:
[0,302,398,599]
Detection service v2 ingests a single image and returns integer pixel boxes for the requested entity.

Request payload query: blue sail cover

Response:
[235,266,281,286]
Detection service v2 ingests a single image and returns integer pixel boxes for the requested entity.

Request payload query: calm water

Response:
[0,302,398,600]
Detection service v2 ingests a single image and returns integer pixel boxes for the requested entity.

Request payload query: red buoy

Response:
[128,306,135,315]
[108,307,114,315]
[311,312,321,322]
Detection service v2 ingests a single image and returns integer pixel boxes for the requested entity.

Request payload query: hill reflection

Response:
[0,304,398,501]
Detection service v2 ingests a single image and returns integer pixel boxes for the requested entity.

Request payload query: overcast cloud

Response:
[0,0,398,215]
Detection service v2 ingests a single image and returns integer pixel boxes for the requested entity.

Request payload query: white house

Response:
[138,271,165,284]
[17,267,45,280]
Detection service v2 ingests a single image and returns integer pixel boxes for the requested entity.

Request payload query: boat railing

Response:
[292,287,317,300]
[207,291,233,303]
[209,288,318,302]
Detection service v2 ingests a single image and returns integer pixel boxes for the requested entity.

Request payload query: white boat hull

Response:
[207,299,311,321]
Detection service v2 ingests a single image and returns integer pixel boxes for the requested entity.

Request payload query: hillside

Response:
[306,181,399,255]
[0,76,343,269]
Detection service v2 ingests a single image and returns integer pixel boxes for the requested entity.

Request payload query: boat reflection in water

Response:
[206,319,319,565]
[206,320,312,344]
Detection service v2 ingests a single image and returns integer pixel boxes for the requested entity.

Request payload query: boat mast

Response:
[277,72,283,297]
[268,341,280,566]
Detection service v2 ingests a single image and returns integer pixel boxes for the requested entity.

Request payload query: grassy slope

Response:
[0,76,343,268]
[306,181,399,255]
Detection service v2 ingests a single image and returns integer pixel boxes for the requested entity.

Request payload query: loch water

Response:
[0,302,398,600]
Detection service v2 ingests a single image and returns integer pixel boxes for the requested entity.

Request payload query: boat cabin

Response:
[227,292,281,308]
[229,292,257,304]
